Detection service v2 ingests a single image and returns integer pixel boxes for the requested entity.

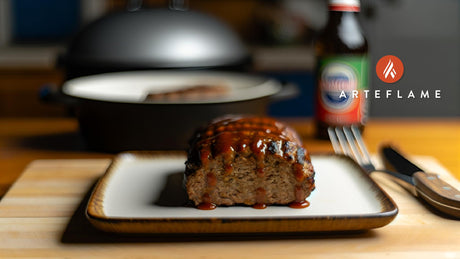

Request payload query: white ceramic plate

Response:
[86,152,397,233]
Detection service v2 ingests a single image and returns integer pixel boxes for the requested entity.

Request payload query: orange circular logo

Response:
[376,55,404,83]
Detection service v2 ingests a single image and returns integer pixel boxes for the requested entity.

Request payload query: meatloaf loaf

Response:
[185,115,315,210]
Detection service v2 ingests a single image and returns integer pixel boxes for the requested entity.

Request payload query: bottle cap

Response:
[329,0,360,12]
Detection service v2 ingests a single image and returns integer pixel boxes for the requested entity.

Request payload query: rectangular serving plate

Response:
[86,152,398,233]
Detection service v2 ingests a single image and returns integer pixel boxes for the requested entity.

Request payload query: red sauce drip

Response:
[198,202,217,210]
[214,131,234,156]
[213,131,236,173]
[255,187,266,206]
[293,163,305,182]
[295,185,305,202]
[198,193,216,210]
[200,148,211,168]
[256,167,264,177]
[206,172,217,187]
[202,193,211,203]
[253,203,267,209]
[289,185,311,208]
[289,200,310,209]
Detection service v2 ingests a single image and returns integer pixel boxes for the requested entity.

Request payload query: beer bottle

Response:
[314,0,369,139]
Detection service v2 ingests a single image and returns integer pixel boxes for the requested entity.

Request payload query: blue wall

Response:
[265,71,315,117]
[12,0,80,42]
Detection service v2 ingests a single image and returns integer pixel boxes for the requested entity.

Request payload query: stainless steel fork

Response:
[327,125,375,172]
[329,126,460,218]
[327,125,412,183]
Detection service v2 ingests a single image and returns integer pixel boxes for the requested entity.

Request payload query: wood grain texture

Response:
[0,157,459,258]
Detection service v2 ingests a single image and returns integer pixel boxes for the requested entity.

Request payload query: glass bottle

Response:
[314,0,369,139]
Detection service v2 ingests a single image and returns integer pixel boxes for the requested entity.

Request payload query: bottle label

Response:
[316,55,368,125]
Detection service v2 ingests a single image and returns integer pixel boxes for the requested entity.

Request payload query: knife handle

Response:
[413,172,460,218]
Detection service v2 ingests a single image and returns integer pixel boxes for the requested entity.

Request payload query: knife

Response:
[380,145,460,218]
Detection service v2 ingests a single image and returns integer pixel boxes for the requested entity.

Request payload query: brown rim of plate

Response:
[86,151,398,234]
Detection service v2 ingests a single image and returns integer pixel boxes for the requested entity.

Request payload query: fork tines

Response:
[327,126,373,167]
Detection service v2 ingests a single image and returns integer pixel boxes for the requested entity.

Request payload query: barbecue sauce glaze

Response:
[186,116,314,210]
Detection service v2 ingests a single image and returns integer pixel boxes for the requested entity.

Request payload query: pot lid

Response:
[65,9,250,69]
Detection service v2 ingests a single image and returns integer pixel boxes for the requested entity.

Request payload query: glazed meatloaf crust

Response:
[185,115,315,209]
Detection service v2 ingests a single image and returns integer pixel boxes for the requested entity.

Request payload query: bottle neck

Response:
[323,9,366,50]
[328,0,360,12]
[326,10,360,27]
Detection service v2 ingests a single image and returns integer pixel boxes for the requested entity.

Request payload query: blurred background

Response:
[0,0,458,118]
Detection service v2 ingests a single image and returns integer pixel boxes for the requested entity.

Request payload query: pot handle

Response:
[39,84,78,107]
[270,82,300,102]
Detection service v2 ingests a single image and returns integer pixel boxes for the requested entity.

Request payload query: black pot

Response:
[60,71,296,152]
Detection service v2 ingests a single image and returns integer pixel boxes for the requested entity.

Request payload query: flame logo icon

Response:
[376,55,404,83]
[383,59,397,79]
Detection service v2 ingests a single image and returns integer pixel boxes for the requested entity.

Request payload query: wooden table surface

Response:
[0,118,459,258]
